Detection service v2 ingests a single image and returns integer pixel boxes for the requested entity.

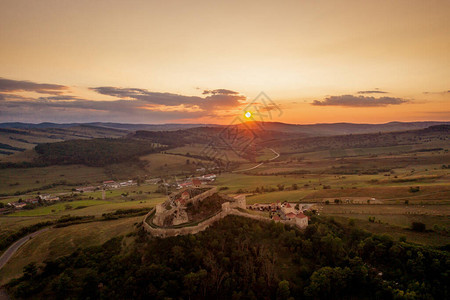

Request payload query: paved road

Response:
[233,148,280,173]
[0,228,49,270]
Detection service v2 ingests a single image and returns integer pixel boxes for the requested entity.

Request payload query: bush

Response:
[411,222,426,232]
[409,186,420,193]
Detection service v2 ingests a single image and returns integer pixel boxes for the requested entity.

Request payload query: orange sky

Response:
[0,0,449,124]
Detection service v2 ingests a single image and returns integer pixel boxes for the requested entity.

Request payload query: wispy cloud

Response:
[312,94,408,107]
[202,89,239,95]
[91,86,246,110]
[0,78,68,95]
[357,90,388,94]
[423,90,450,95]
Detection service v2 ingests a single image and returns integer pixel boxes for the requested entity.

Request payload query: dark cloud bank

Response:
[0,78,67,95]
[312,94,408,107]
[0,78,246,123]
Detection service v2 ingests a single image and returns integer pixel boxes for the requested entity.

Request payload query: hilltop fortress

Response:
[143,186,308,238]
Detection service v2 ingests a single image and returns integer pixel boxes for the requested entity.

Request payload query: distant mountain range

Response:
[0,122,217,131]
[0,121,449,136]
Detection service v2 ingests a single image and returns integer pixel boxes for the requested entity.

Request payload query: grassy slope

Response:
[0,216,142,285]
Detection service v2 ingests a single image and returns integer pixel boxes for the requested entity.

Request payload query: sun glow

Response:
[245,111,252,118]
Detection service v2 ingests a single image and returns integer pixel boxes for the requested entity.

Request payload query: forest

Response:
[34,138,165,167]
[6,215,449,299]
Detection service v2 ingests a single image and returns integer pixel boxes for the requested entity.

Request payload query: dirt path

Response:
[267,148,280,160]
[0,228,49,270]
[233,148,280,173]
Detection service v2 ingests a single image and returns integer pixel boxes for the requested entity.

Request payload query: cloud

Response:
[0,78,248,123]
[0,78,68,95]
[423,90,450,95]
[37,95,80,102]
[312,95,408,107]
[202,89,239,95]
[91,86,202,107]
[91,86,246,110]
[357,90,388,94]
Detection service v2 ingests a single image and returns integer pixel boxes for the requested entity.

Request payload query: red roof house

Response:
[286,212,296,219]
[181,190,190,200]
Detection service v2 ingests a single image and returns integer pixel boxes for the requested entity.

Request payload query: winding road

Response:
[0,228,49,270]
[233,148,279,173]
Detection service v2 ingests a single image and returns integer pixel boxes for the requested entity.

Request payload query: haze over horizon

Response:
[1,0,449,124]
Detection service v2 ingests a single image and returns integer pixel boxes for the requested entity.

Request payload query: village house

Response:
[9,202,27,209]
[177,181,193,189]
[76,186,97,192]
[119,180,136,187]
[39,194,60,202]
[103,180,120,189]
[294,212,309,228]
[281,202,296,214]
[201,174,216,181]
[145,178,161,184]
[23,198,39,205]
[285,212,297,220]
[181,190,190,200]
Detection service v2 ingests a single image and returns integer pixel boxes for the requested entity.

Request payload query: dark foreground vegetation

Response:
[6,216,449,299]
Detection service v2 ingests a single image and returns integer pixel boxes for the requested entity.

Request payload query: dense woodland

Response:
[264,125,450,154]
[34,138,165,167]
[7,216,449,299]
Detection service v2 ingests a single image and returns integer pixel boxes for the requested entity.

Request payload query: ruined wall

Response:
[142,192,305,238]
[143,204,306,238]
[186,187,217,205]
[143,208,229,238]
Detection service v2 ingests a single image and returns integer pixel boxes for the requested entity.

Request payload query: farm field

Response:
[332,215,448,247]
[168,144,249,163]
[140,152,209,175]
[0,165,109,196]
[0,216,142,285]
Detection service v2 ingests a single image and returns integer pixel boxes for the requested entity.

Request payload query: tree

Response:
[23,263,37,279]
[276,280,290,300]
[411,222,425,232]
[184,269,207,297]
[409,186,420,193]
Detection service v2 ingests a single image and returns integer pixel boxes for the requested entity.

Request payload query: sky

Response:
[0,0,449,124]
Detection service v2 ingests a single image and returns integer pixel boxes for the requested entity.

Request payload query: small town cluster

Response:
[248,201,311,228]
[1,174,217,214]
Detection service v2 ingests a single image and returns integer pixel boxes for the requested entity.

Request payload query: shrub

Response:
[411,222,426,232]
[409,186,420,193]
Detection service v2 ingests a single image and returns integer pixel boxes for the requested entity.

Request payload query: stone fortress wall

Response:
[143,188,306,238]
